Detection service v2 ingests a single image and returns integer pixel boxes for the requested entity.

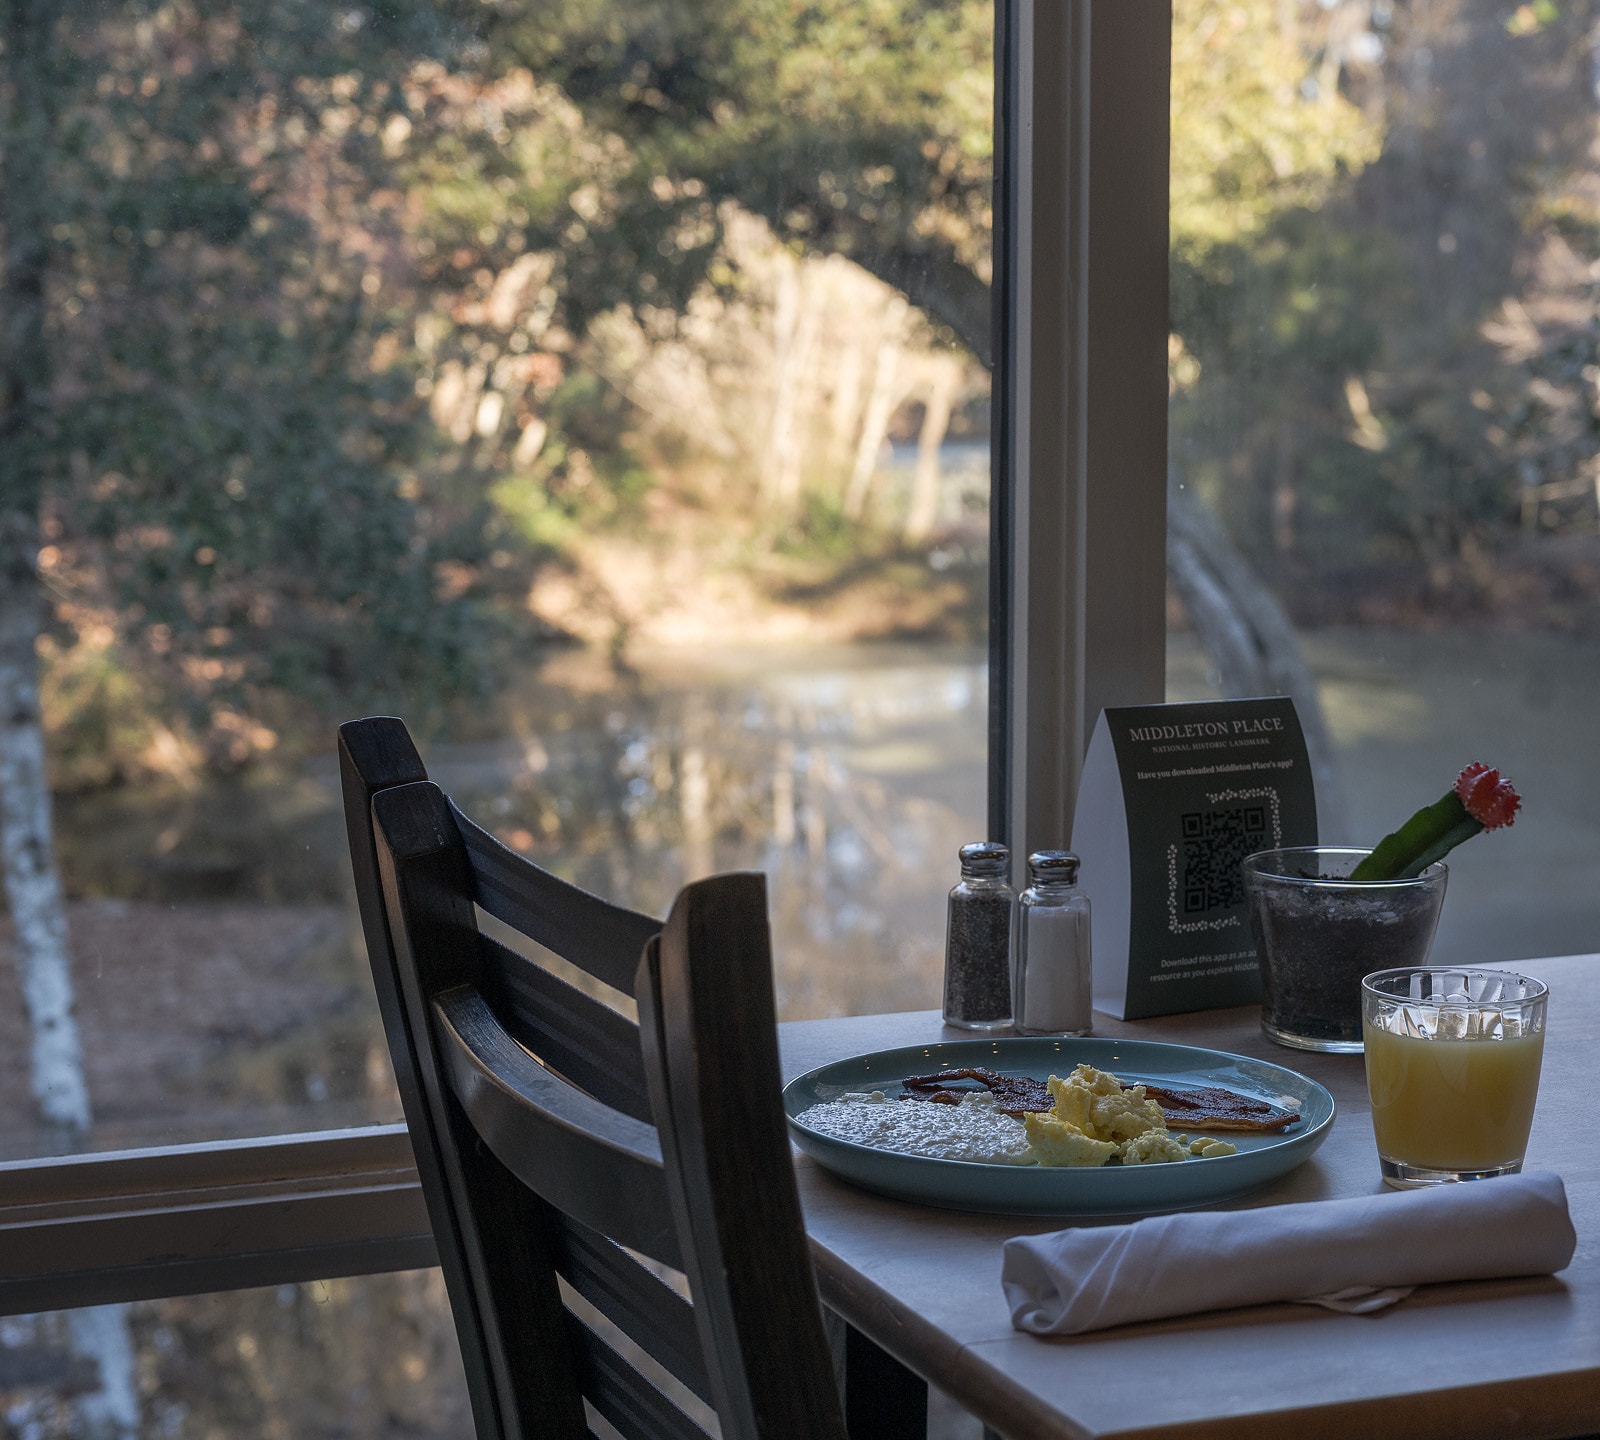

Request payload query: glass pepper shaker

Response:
[942,842,1014,1031]
[1012,850,1092,1037]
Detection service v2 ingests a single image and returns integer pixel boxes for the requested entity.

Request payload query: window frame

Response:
[0,0,1173,1315]
[991,0,1169,876]
[0,1126,434,1315]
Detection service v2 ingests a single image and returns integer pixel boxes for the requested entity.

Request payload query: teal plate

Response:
[784,1037,1335,1216]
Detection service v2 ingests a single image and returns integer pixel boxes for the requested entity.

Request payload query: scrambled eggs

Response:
[1022,1064,1238,1167]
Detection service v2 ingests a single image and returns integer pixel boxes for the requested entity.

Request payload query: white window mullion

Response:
[999,0,1170,874]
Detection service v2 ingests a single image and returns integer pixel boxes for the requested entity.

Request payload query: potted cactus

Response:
[1242,764,1522,1053]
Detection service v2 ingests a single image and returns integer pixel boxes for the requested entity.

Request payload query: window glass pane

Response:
[2,0,991,1158]
[440,647,989,1022]
[1,1275,469,1438]
[1167,0,1599,964]
[5,1279,987,1439]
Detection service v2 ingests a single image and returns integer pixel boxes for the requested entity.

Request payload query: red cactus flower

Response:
[1455,762,1521,831]
[1351,761,1524,880]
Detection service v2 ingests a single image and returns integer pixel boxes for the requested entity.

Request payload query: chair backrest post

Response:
[373,778,590,1440]
[640,873,849,1440]
[342,722,587,1440]
[338,716,427,1104]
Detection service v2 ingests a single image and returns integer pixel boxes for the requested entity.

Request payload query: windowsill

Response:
[0,1125,434,1315]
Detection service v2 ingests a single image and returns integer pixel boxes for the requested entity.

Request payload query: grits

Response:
[795,1090,1034,1165]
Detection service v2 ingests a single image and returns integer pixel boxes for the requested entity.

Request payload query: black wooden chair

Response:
[338,717,914,1440]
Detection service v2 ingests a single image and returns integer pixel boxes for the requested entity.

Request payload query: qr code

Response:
[1178,805,1269,914]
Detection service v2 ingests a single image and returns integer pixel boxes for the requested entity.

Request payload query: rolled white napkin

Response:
[1003,1170,1575,1335]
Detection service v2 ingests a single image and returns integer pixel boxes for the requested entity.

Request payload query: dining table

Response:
[778,950,1600,1440]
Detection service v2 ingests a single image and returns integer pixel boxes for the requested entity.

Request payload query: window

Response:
[2,0,1006,1177]
[72,5,1600,1427]
[5,1273,470,1439]
[3,0,1055,1424]
[1164,0,1600,966]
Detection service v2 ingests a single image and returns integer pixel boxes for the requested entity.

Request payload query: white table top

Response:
[779,953,1600,1440]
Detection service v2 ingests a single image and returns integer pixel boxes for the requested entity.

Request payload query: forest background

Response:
[2,0,1600,1435]
[7,0,1598,803]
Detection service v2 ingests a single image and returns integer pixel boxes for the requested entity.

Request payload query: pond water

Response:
[4,625,1595,1159]
[406,625,1600,1016]
[1266,628,1600,971]
[428,642,990,1022]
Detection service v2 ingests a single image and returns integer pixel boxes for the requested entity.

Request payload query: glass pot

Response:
[1242,846,1447,1053]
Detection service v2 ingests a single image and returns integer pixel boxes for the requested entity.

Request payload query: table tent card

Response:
[1072,697,1318,1020]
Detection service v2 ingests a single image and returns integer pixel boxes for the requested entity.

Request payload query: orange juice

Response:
[1362,1023,1544,1170]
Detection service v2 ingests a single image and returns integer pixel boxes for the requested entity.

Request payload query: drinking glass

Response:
[1361,967,1548,1188]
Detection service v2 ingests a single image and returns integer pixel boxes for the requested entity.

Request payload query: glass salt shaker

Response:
[1012,850,1092,1037]
[942,842,1013,1031]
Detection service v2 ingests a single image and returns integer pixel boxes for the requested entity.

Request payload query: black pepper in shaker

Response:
[943,841,1014,1031]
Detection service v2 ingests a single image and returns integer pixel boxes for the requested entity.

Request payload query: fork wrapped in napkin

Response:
[1003,1171,1575,1335]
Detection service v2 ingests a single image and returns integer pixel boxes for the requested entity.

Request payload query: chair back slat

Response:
[572,1328,712,1440]
[639,878,850,1440]
[452,799,659,995]
[431,987,681,1269]
[553,1219,710,1405]
[478,935,650,1122]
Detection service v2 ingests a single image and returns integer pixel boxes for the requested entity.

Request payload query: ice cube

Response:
[1436,1006,1469,1040]
[1399,1004,1431,1039]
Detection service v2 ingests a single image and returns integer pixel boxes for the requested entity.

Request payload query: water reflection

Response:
[1171,628,1600,970]
[7,628,1593,1161]
[434,644,989,1022]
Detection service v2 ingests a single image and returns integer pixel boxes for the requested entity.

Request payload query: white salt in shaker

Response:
[1012,850,1092,1036]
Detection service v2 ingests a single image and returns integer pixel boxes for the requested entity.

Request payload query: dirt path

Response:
[0,901,393,1158]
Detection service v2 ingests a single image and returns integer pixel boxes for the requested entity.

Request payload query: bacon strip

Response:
[900,1066,1052,1117]
[897,1067,1300,1132]
[1138,1083,1300,1132]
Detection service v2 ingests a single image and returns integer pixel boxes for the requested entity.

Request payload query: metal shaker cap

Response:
[1027,849,1080,884]
[958,841,1010,877]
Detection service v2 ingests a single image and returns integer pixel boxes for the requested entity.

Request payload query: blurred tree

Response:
[0,0,502,1429]
[1351,0,1600,589]
[1171,0,1600,598]
[1,17,119,1437]
[454,0,994,359]
[1168,0,1385,569]
[1170,0,1382,267]
[31,0,498,784]
[459,0,1376,385]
